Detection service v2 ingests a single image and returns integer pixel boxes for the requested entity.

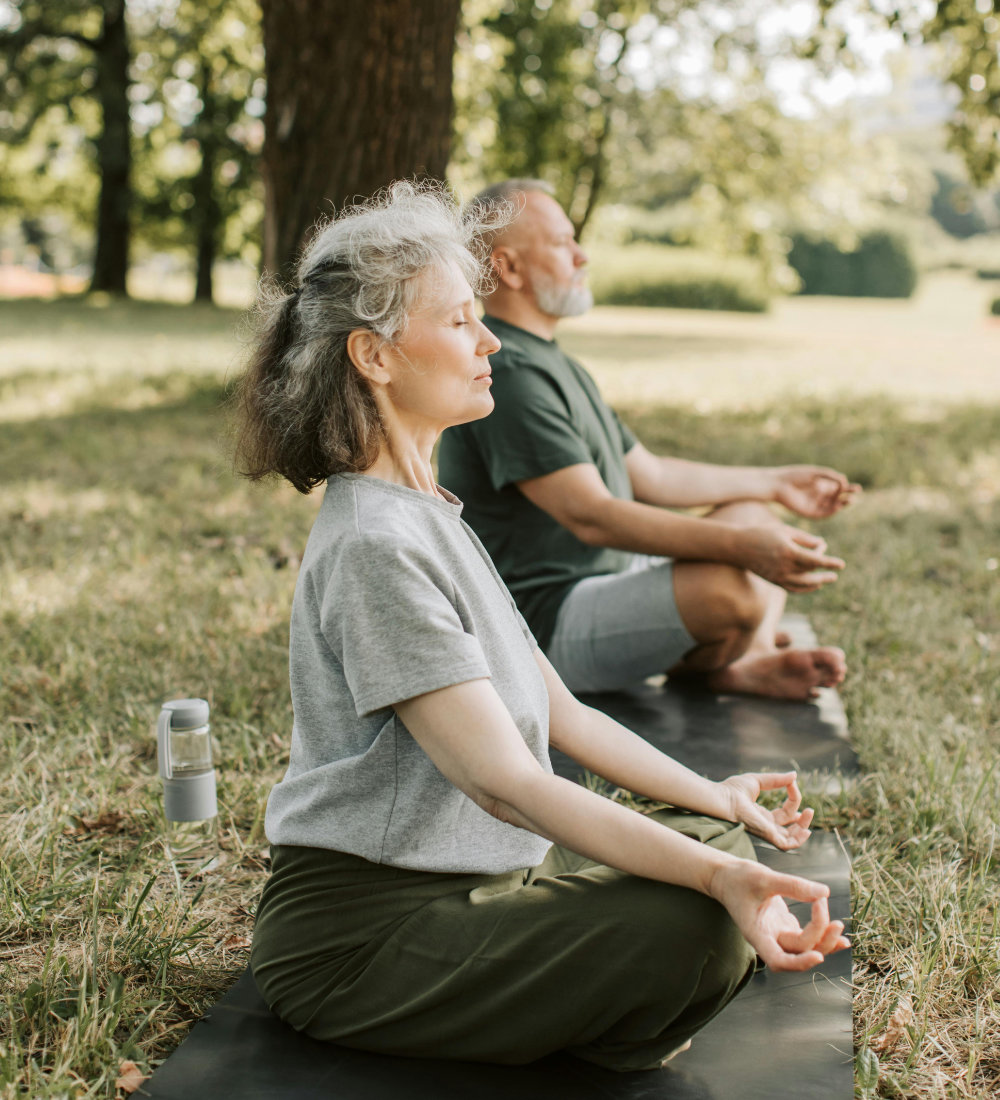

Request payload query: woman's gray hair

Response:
[233,180,510,494]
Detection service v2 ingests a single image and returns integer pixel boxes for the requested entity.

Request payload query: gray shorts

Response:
[546,556,696,694]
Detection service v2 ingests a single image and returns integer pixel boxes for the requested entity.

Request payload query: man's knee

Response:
[677,563,766,644]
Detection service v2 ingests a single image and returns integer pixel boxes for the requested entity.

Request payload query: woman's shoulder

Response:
[306,476,454,572]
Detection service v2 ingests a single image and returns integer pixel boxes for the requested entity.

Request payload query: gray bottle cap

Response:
[162,698,210,730]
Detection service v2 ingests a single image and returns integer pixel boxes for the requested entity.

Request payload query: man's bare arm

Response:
[625,443,860,516]
[517,462,844,592]
[625,442,776,508]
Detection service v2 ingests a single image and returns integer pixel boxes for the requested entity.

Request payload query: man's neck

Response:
[482,297,559,342]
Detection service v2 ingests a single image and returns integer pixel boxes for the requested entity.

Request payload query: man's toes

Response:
[811,647,846,686]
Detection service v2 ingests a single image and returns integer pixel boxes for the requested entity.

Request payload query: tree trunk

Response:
[192,58,218,304]
[89,0,131,295]
[260,0,462,276]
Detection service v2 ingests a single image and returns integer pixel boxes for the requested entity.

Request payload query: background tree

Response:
[452,0,924,281]
[923,0,1000,187]
[259,0,462,276]
[0,0,131,294]
[454,0,647,235]
[134,0,264,302]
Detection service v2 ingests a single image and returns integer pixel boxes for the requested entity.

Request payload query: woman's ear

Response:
[346,329,391,384]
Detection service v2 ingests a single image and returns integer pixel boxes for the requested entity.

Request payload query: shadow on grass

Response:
[0,379,233,493]
[0,296,244,341]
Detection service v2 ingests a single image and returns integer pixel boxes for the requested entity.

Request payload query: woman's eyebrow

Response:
[441,296,475,314]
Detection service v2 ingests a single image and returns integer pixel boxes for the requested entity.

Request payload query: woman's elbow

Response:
[478,793,522,827]
[473,770,550,829]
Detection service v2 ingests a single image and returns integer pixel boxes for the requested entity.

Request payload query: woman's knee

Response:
[616,879,754,989]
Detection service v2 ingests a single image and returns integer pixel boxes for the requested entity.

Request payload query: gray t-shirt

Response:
[264,474,553,875]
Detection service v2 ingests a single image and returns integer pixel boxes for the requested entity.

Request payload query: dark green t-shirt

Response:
[438,316,637,649]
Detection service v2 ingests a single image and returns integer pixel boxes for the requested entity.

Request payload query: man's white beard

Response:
[533,273,593,318]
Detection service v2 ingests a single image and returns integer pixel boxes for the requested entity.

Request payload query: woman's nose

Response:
[478,322,501,355]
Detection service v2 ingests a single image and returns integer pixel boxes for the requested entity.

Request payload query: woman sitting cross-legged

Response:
[235,181,848,1073]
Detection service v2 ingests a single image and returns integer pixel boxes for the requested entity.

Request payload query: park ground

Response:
[1,271,999,1098]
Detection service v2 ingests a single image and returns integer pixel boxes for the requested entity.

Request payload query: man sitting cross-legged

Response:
[437,179,860,700]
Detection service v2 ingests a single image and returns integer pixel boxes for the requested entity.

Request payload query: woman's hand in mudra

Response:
[719,771,813,851]
[709,859,849,972]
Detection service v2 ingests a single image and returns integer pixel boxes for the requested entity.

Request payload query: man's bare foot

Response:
[705,647,846,701]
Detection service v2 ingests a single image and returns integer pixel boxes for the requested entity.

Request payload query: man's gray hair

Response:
[233,180,510,493]
[464,178,555,251]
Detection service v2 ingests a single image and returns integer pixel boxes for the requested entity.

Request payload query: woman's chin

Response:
[451,393,495,426]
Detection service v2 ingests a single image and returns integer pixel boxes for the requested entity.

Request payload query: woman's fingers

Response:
[814,919,849,956]
[752,770,797,794]
[770,872,830,906]
[777,895,830,953]
[766,946,827,973]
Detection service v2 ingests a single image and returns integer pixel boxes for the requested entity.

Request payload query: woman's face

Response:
[379,262,501,432]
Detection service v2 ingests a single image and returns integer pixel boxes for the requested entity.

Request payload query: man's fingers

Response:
[815,468,850,491]
[790,543,845,571]
[782,571,840,592]
[786,527,826,550]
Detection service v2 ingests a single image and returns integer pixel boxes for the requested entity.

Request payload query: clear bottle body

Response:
[165,813,220,876]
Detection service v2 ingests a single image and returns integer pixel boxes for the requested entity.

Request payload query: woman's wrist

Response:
[711,777,741,824]
[701,847,745,902]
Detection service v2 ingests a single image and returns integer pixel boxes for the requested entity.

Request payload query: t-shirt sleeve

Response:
[319,535,491,717]
[614,408,638,454]
[468,363,593,490]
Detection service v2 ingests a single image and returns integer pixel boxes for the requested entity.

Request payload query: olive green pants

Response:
[251,809,757,1072]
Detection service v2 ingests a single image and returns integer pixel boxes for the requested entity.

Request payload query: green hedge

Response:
[991,297,1000,316]
[587,245,769,313]
[787,229,918,298]
[977,268,1000,280]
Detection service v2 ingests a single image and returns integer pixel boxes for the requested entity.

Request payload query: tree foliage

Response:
[0,0,131,292]
[924,0,1000,186]
[810,0,1000,187]
[132,0,263,299]
[453,0,933,285]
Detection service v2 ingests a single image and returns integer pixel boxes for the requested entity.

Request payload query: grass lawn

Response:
[1,274,999,1098]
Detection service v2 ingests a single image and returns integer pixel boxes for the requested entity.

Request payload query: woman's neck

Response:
[363,431,441,497]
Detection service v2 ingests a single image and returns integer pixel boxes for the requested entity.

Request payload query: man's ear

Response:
[491,246,524,291]
[346,329,391,384]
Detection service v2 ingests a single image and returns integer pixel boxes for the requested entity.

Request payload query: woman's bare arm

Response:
[535,650,814,851]
[394,675,847,971]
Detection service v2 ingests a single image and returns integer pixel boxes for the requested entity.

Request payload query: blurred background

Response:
[0,0,998,312]
[2,5,999,1097]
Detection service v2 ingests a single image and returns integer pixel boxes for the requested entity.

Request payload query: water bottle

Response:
[157,698,220,877]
